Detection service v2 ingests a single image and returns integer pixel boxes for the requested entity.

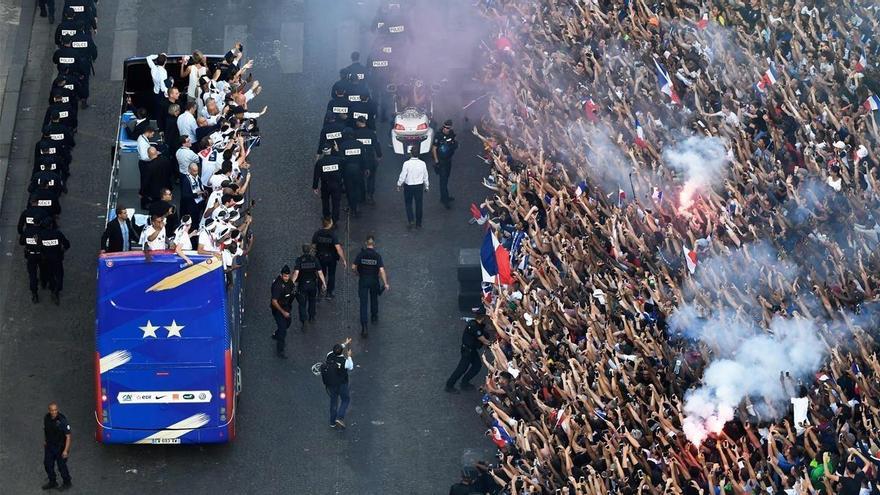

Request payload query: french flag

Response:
[756,66,779,92]
[489,419,514,448]
[683,245,698,274]
[618,188,626,207]
[480,230,513,285]
[652,187,663,203]
[864,94,880,111]
[856,53,867,73]
[654,59,680,104]
[469,203,488,225]
[634,119,648,148]
[575,180,588,198]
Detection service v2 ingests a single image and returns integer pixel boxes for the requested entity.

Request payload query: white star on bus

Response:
[165,320,185,338]
[140,320,159,338]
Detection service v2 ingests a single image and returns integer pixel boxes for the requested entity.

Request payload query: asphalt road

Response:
[0,1,494,493]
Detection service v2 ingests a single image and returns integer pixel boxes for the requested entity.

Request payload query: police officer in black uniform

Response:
[270,265,295,359]
[44,95,78,133]
[444,307,492,393]
[42,402,72,491]
[31,182,63,218]
[330,69,353,100]
[49,73,80,110]
[366,43,396,122]
[350,91,377,131]
[315,114,346,161]
[292,244,326,331]
[352,236,389,337]
[29,169,66,198]
[63,0,97,32]
[312,145,344,223]
[54,7,89,47]
[432,119,459,209]
[17,196,50,237]
[353,116,382,204]
[43,110,76,150]
[39,217,70,305]
[339,128,365,217]
[342,51,368,86]
[34,137,70,182]
[312,218,347,299]
[325,86,351,127]
[20,216,46,303]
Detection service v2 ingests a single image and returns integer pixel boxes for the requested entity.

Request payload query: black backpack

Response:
[320,353,344,387]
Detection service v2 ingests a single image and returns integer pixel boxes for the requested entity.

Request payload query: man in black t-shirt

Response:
[292,244,326,331]
[42,402,72,491]
[352,236,390,337]
[270,265,296,358]
[445,307,492,393]
[312,218,347,299]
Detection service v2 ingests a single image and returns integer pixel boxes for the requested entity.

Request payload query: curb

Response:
[0,0,36,210]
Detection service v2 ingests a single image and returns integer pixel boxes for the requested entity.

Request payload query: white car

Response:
[391,107,434,155]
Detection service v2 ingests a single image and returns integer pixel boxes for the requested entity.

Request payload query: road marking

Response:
[279,22,304,74]
[115,0,140,31]
[336,21,357,73]
[167,27,192,56]
[222,24,247,54]
[110,30,138,81]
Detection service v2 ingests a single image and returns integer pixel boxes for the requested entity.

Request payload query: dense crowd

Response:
[465,0,880,493]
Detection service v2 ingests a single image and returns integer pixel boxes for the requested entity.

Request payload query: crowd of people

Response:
[16,1,99,306]
[458,0,880,493]
[99,44,263,275]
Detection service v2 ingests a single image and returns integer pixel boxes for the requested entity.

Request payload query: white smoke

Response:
[662,135,731,210]
[680,316,826,445]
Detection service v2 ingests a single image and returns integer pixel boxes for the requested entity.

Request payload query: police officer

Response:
[341,51,368,86]
[43,110,76,150]
[330,69,353,100]
[351,235,389,337]
[29,168,66,198]
[39,0,56,23]
[270,265,295,359]
[312,218,347,299]
[432,119,458,208]
[54,7,89,47]
[312,145,344,223]
[44,95,78,133]
[17,196,50,238]
[366,44,396,122]
[315,114,345,160]
[49,73,80,112]
[350,91,377,131]
[42,401,72,491]
[39,217,70,305]
[34,137,70,182]
[325,86,351,127]
[353,116,382,204]
[444,307,492,393]
[53,35,91,108]
[31,182,63,218]
[20,215,46,303]
[339,128,365,217]
[291,244,326,331]
[62,0,97,32]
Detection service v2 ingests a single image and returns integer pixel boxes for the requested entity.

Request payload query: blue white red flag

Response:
[653,59,680,104]
[490,419,514,448]
[634,119,648,148]
[756,66,779,92]
[856,53,867,72]
[480,230,513,285]
[575,180,588,198]
[864,94,880,111]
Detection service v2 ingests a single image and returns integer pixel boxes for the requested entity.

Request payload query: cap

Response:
[833,141,846,149]
[443,119,453,127]
[857,145,868,158]
[281,264,291,274]
[356,116,367,123]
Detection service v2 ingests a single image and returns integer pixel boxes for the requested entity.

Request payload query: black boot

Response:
[300,320,306,332]
[360,323,368,338]
[41,481,57,490]
[31,292,39,303]
[48,13,55,23]
[39,8,47,17]
[51,291,60,305]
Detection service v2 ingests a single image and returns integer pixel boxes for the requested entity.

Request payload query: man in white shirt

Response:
[146,53,172,121]
[177,102,198,143]
[140,216,167,251]
[396,146,429,229]
[175,136,199,175]
[137,126,157,162]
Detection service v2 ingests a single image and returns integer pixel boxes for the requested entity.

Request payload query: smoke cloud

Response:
[661,135,730,210]
[681,316,825,445]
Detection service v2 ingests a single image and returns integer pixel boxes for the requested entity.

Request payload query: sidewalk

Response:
[0,0,34,212]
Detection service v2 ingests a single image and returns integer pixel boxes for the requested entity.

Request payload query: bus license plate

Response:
[151,438,181,444]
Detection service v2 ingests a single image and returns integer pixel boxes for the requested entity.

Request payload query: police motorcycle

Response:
[387,76,443,155]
